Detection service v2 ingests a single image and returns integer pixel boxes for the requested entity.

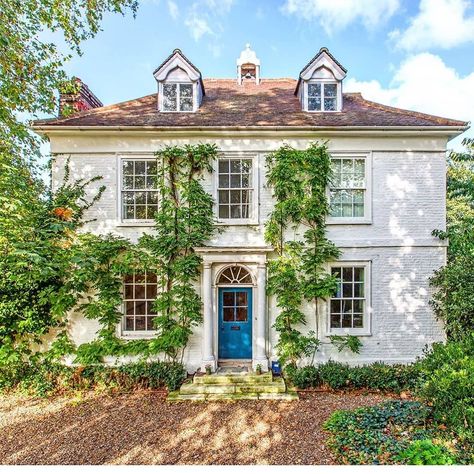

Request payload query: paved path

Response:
[0,391,390,464]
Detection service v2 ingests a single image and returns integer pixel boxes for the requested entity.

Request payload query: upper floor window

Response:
[123,272,158,333]
[329,263,370,335]
[329,155,370,222]
[162,83,194,112]
[308,82,337,111]
[217,157,254,221]
[121,159,159,221]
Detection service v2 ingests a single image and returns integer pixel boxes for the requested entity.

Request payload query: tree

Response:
[0,0,138,159]
[431,138,474,341]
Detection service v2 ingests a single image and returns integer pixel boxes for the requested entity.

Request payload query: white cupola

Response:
[237,44,260,85]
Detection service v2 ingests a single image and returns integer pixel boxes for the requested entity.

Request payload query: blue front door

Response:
[218,287,252,359]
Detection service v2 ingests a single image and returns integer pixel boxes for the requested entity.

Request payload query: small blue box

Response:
[271,361,281,375]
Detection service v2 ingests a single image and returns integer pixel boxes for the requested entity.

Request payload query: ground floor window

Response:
[123,272,158,333]
[329,263,370,334]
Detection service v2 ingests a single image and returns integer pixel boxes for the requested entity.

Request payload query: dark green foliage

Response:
[397,440,455,465]
[416,335,474,443]
[265,143,340,366]
[287,361,422,392]
[324,401,449,465]
[0,360,186,395]
[138,144,218,362]
[431,138,474,341]
[329,334,363,354]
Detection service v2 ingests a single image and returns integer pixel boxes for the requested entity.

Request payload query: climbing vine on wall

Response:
[74,144,219,364]
[265,142,341,367]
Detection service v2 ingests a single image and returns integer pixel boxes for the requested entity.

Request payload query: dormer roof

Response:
[295,47,347,95]
[153,48,205,95]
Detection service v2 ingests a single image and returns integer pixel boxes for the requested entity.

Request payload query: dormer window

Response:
[153,49,204,113]
[295,47,347,113]
[162,83,194,112]
[308,82,337,112]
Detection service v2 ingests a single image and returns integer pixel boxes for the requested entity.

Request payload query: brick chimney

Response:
[58,77,103,117]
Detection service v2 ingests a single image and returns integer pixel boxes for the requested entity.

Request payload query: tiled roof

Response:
[35,78,468,129]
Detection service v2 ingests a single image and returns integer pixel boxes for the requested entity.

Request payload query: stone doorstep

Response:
[193,373,274,385]
[166,391,298,402]
[180,380,286,395]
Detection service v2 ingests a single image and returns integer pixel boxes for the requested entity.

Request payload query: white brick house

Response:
[34,46,468,372]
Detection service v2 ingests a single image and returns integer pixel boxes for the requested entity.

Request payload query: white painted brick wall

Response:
[51,136,447,369]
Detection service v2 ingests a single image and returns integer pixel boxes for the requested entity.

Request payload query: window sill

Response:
[216,220,259,226]
[325,329,372,337]
[116,221,155,228]
[327,218,372,225]
[120,332,157,340]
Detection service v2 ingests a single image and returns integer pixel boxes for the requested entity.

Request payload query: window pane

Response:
[123,161,134,175]
[219,205,229,219]
[223,292,234,306]
[230,190,241,203]
[353,315,363,328]
[163,83,177,111]
[146,285,157,299]
[308,83,321,97]
[125,285,133,300]
[134,176,145,189]
[135,301,146,315]
[242,204,249,218]
[353,300,364,313]
[219,190,229,204]
[223,307,234,322]
[324,98,336,111]
[236,307,248,322]
[219,174,229,188]
[123,176,133,189]
[241,174,250,188]
[146,317,155,331]
[180,84,193,97]
[325,84,337,97]
[135,285,145,299]
[135,161,145,175]
[342,314,352,328]
[147,301,156,315]
[343,267,353,282]
[230,174,241,188]
[148,191,159,205]
[125,301,134,314]
[331,300,341,314]
[135,316,146,331]
[308,97,321,111]
[354,268,364,282]
[230,160,241,173]
[219,160,229,173]
[331,314,341,328]
[230,205,241,219]
[146,161,157,175]
[135,206,146,219]
[125,317,134,331]
[180,97,193,111]
[123,206,134,219]
[236,291,248,306]
[354,283,364,298]
[342,300,353,314]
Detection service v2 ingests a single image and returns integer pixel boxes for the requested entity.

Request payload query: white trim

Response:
[117,154,159,223]
[305,80,341,112]
[212,152,260,225]
[325,260,372,337]
[158,82,197,113]
[327,152,372,225]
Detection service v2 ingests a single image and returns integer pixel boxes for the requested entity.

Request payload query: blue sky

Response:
[50,0,474,147]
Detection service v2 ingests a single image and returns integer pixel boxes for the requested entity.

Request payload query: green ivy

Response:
[265,142,340,367]
[329,334,363,354]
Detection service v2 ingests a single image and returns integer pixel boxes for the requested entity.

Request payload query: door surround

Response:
[196,247,271,372]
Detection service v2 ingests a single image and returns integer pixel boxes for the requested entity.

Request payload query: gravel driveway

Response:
[0,390,390,465]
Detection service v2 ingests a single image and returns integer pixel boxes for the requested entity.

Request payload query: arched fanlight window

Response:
[218,265,253,284]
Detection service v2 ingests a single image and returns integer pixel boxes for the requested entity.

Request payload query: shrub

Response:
[324,401,438,464]
[0,360,187,396]
[287,361,421,392]
[397,440,455,465]
[416,335,474,442]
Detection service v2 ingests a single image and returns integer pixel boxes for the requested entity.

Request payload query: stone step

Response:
[180,378,286,395]
[167,390,299,402]
[193,372,273,385]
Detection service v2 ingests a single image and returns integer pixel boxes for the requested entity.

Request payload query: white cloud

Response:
[345,53,473,147]
[185,10,214,41]
[282,0,400,34]
[167,0,179,20]
[390,0,474,51]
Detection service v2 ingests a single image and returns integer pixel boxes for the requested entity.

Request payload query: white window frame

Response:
[305,80,340,112]
[159,82,196,112]
[120,272,159,339]
[212,153,259,226]
[327,152,372,225]
[118,155,159,225]
[326,261,372,337]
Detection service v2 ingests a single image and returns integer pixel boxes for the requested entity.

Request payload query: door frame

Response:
[217,286,253,360]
